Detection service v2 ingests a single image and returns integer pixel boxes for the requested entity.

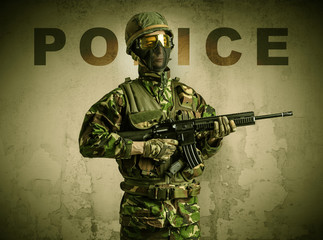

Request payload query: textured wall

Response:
[0,0,322,239]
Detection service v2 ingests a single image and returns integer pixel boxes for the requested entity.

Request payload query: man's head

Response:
[125,12,174,73]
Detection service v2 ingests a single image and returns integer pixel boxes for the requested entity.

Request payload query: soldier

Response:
[79,12,236,240]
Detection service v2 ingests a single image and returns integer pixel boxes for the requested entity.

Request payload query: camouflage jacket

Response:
[79,71,221,228]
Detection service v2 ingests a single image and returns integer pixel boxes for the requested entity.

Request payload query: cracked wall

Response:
[0,0,322,239]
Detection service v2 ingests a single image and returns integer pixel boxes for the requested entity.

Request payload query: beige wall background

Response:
[1,0,322,239]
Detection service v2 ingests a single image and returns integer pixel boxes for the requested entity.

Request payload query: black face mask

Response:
[132,41,172,73]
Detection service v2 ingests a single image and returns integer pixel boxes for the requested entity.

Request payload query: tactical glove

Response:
[209,116,236,143]
[143,139,178,161]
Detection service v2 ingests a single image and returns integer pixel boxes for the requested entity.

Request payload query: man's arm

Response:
[194,93,224,159]
[79,88,178,162]
[79,88,133,159]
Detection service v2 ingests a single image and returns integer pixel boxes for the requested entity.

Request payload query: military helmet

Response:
[125,12,173,56]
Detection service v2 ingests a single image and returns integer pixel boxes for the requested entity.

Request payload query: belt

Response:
[120,180,201,200]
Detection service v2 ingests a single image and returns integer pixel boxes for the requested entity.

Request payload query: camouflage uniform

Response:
[79,12,222,240]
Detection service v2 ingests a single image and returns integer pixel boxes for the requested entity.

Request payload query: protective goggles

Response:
[136,34,173,50]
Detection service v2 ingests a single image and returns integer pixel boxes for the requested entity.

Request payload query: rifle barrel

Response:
[255,111,293,120]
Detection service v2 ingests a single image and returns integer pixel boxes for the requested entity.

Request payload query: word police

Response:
[34,27,288,66]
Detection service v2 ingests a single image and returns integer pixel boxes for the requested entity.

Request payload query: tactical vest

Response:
[118,77,204,200]
[119,78,167,130]
[119,77,200,129]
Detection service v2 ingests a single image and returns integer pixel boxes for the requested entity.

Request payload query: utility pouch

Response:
[120,78,166,130]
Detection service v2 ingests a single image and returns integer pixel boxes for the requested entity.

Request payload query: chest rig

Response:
[118,77,203,200]
[119,77,199,130]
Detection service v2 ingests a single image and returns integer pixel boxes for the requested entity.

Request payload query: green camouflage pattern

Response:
[121,222,200,240]
[79,71,221,236]
[79,87,129,159]
[120,194,200,228]
[140,71,174,115]
[79,71,220,161]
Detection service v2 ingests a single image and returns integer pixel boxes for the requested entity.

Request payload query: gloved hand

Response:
[143,139,178,161]
[208,116,236,144]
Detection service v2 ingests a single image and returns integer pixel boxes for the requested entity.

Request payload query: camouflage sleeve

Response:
[195,93,222,160]
[79,88,132,159]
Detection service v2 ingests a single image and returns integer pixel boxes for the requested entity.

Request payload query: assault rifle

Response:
[118,111,293,176]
